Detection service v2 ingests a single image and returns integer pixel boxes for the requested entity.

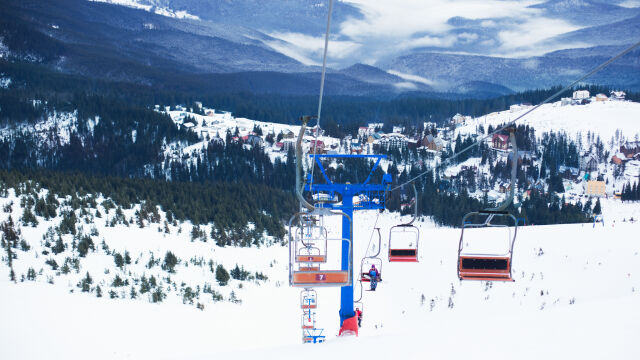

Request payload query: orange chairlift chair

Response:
[457,128,519,282]
[360,228,383,282]
[289,208,353,288]
[388,184,420,262]
[300,288,318,309]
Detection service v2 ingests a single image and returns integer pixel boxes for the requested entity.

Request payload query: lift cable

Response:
[309,0,334,193]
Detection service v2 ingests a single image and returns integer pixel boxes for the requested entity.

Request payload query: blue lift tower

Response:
[298,117,391,335]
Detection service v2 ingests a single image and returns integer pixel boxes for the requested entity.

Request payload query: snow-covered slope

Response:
[456,100,640,143]
[1,189,639,359]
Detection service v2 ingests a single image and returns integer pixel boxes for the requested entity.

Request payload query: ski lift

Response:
[302,311,314,329]
[360,228,383,282]
[294,222,328,264]
[458,211,517,281]
[389,184,420,262]
[289,208,353,287]
[457,129,518,282]
[301,289,318,309]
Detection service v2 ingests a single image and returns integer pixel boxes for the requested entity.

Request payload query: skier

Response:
[355,307,363,328]
[368,264,379,291]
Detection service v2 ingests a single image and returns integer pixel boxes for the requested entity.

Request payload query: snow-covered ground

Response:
[456,100,640,144]
[1,189,639,359]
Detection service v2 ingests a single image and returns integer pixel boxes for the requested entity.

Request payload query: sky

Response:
[266,0,634,67]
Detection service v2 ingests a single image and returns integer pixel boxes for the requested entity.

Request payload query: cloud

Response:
[387,70,435,86]
[495,17,582,56]
[457,32,479,44]
[619,0,640,8]
[333,0,589,61]
[265,32,362,66]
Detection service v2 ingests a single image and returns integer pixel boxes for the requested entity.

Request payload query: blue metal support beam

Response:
[304,154,390,332]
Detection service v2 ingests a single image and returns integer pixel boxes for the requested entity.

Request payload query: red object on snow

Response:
[338,315,358,336]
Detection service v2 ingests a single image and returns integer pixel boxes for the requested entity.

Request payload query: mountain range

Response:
[1,0,639,97]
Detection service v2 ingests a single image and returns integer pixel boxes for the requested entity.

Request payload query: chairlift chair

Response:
[302,312,314,330]
[457,128,519,282]
[388,184,420,262]
[388,224,419,262]
[457,210,517,281]
[294,224,328,264]
[360,228,383,282]
[289,209,353,288]
[301,289,318,309]
[360,257,383,282]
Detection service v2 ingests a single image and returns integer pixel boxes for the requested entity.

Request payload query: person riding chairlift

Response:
[368,264,379,291]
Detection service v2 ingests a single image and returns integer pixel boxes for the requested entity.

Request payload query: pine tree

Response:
[215,264,230,286]
[162,251,178,273]
[593,198,602,215]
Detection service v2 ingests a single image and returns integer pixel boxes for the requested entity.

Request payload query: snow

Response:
[88,0,200,20]
[457,100,640,145]
[1,187,640,359]
[0,76,11,89]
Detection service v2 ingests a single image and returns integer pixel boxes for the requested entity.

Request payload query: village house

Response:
[282,129,296,139]
[422,134,444,151]
[492,134,510,150]
[611,154,625,165]
[558,165,580,180]
[244,134,263,147]
[595,93,608,102]
[610,90,626,101]
[572,90,590,100]
[580,153,599,173]
[392,126,405,134]
[585,180,606,197]
[620,141,640,159]
[451,113,471,125]
[379,133,408,149]
[309,139,325,153]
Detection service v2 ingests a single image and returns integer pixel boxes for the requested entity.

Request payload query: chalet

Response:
[283,130,296,139]
[572,90,590,100]
[580,154,599,173]
[245,134,263,147]
[595,93,608,102]
[558,165,580,180]
[610,90,626,101]
[275,142,284,151]
[422,135,444,151]
[408,139,418,149]
[306,125,322,137]
[492,134,509,150]
[611,155,625,165]
[620,141,640,159]
[309,139,325,153]
[451,113,471,125]
[367,123,383,133]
